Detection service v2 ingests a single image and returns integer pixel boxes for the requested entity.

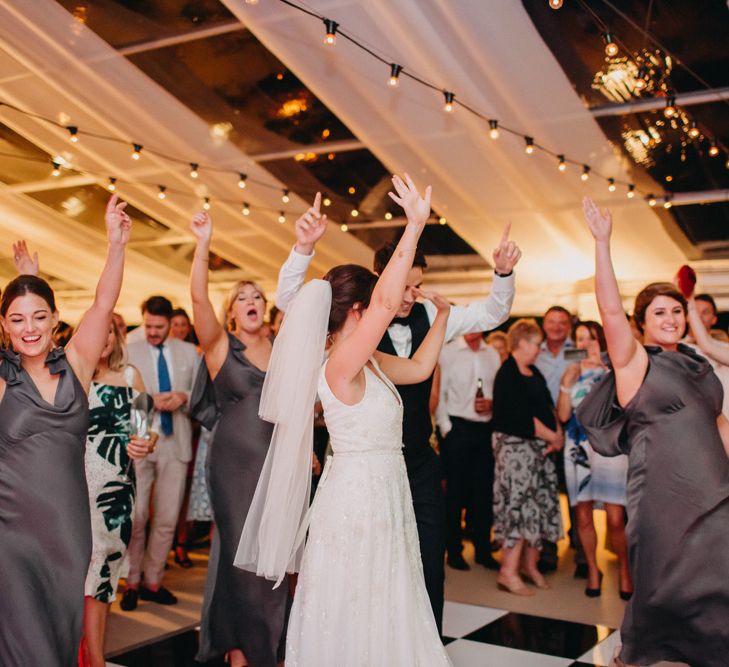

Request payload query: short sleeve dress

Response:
[0,348,91,667]
[577,345,729,667]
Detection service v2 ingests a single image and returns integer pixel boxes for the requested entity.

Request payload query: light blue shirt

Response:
[534,339,575,404]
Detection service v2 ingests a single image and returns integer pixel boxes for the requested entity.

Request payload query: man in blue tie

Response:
[122,296,200,610]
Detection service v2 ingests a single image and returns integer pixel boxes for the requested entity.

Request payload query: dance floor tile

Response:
[110,629,224,667]
[446,639,574,666]
[577,630,622,666]
[463,611,615,659]
[442,600,508,639]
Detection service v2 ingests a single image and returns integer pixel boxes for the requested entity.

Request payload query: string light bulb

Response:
[323,18,338,46]
[439,216,447,225]
[663,96,677,119]
[488,120,499,140]
[350,208,359,218]
[524,136,534,154]
[389,64,403,87]
[634,65,647,91]
[581,165,590,181]
[131,143,143,160]
[281,189,290,204]
[67,126,79,143]
[443,91,455,112]
[663,194,672,209]
[107,177,117,192]
[602,32,619,57]
[238,173,247,188]
[203,197,211,211]
[627,184,635,199]
[384,212,393,220]
[51,161,61,177]
[557,155,566,171]
[709,141,720,157]
[189,163,199,179]
[323,196,332,207]
[648,194,657,207]
[549,0,563,8]
[688,121,700,139]
[340,223,348,232]
[278,211,286,224]
[157,185,167,200]
[242,202,250,216]
[608,178,616,192]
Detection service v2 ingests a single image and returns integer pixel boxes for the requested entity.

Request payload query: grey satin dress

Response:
[578,345,729,667]
[0,348,91,667]
[196,334,288,665]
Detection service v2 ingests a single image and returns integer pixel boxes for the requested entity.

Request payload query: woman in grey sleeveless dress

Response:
[0,196,131,667]
[190,211,287,666]
[577,197,729,667]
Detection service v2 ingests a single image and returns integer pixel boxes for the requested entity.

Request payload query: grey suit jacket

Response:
[127,337,200,463]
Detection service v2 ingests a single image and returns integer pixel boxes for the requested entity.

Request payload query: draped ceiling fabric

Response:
[0,0,727,320]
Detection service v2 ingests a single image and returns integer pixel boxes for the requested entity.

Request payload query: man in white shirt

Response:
[275,194,521,633]
[436,334,502,571]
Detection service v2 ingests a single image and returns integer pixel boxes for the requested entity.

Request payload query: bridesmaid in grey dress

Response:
[576,197,729,667]
[0,196,132,667]
[190,210,288,666]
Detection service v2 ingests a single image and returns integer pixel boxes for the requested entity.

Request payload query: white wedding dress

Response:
[286,358,452,666]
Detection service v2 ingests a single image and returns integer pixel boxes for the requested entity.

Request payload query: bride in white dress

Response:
[236,175,452,665]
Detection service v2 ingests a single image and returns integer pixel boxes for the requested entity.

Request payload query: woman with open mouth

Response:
[0,194,132,667]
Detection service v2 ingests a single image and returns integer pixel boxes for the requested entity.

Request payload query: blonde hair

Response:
[507,318,542,351]
[107,316,127,372]
[222,280,267,331]
[486,330,508,349]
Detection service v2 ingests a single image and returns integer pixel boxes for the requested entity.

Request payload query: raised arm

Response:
[12,240,39,276]
[65,194,130,391]
[556,363,580,422]
[327,174,430,384]
[275,193,328,311]
[582,197,646,406]
[687,298,729,366]
[189,211,229,379]
[374,290,450,385]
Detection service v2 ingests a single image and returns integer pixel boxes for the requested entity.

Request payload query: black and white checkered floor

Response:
[107,600,621,666]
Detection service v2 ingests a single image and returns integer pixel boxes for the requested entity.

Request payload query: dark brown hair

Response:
[695,293,717,315]
[323,264,377,334]
[632,282,687,334]
[575,320,607,352]
[373,240,427,275]
[141,295,173,319]
[0,275,57,316]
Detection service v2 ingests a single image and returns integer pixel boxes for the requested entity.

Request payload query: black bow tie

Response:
[391,312,415,327]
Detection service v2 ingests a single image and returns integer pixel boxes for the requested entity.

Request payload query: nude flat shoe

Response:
[497,575,536,596]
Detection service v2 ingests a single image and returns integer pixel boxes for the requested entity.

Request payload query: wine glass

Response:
[120,393,153,482]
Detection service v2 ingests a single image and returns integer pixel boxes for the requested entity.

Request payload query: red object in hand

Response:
[676,265,696,299]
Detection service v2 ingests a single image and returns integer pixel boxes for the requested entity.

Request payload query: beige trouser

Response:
[126,434,188,587]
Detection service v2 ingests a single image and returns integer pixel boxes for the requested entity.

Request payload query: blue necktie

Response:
[157,345,173,436]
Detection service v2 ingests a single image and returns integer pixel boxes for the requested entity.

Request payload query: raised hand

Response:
[415,287,450,315]
[294,192,328,255]
[388,174,432,228]
[105,194,132,246]
[12,240,39,276]
[191,211,213,244]
[582,196,612,242]
[492,223,522,274]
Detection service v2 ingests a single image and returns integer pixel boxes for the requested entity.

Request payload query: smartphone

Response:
[675,265,696,299]
[564,348,588,362]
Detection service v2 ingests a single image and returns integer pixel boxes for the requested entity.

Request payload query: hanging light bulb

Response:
[602,32,619,57]
[648,194,657,207]
[131,143,143,160]
[278,211,286,224]
[709,140,720,157]
[384,212,393,221]
[350,208,359,218]
[439,216,447,225]
[51,161,61,177]
[157,185,167,200]
[627,184,635,199]
[281,189,290,204]
[203,197,211,211]
[663,96,677,119]
[524,136,534,154]
[340,223,349,232]
[389,63,403,87]
[323,196,332,207]
[634,66,647,91]
[443,91,455,112]
[242,202,251,216]
[107,177,117,192]
[608,178,616,192]
[581,165,590,181]
[489,119,499,140]
[189,163,199,179]
[688,121,700,139]
[557,155,566,172]
[549,0,563,8]
[323,18,338,46]
[67,126,79,143]
[663,194,672,209]
[238,173,247,189]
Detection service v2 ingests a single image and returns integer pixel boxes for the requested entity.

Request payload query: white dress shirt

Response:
[275,247,516,359]
[435,338,501,436]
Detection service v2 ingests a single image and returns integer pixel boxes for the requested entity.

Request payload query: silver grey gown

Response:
[578,344,729,667]
[0,348,91,667]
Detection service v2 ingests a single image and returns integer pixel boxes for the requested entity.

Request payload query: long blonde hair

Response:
[221,280,267,332]
[106,316,127,372]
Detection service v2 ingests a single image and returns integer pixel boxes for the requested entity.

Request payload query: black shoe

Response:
[447,554,470,571]
[140,585,178,605]
[475,554,501,570]
[120,588,139,611]
[574,563,589,579]
[619,590,633,601]
[537,559,557,574]
[585,571,603,598]
[174,548,193,569]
